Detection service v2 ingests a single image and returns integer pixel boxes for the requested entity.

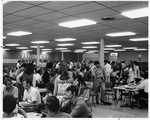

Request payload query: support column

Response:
[61,52,64,61]
[99,39,104,67]
[37,45,40,67]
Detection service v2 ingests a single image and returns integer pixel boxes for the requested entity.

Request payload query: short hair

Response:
[46,96,60,112]
[94,61,99,65]
[3,95,16,114]
[4,77,12,85]
[24,79,32,86]
[66,85,79,96]
[46,82,54,93]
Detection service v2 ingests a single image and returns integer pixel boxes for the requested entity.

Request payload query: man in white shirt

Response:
[104,60,112,82]
[23,79,41,105]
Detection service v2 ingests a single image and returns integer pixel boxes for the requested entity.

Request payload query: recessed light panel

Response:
[106,32,136,37]
[31,41,49,44]
[121,7,149,19]
[57,44,74,46]
[61,50,71,52]
[55,38,76,42]
[55,48,68,50]
[105,45,122,47]
[30,46,44,48]
[59,19,97,28]
[81,42,100,45]
[82,46,97,49]
[3,36,6,39]
[7,31,32,36]
[104,48,114,50]
[129,38,148,41]
[16,47,28,49]
[134,48,147,51]
[3,48,10,50]
[23,50,33,52]
[41,49,52,51]
[5,44,20,46]
[114,49,126,51]
[123,47,137,49]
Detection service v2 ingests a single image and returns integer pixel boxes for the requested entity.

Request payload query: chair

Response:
[138,98,148,108]
[105,82,114,101]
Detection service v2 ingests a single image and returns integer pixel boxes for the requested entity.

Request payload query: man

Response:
[133,72,148,107]
[45,96,72,118]
[93,61,111,105]
[61,85,90,118]
[3,77,19,103]
[3,95,27,118]
[22,79,41,105]
[104,60,112,82]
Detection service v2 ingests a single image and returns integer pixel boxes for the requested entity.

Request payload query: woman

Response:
[127,60,135,84]
[53,61,74,96]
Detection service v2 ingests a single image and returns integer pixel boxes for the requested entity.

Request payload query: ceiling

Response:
[3,1,148,53]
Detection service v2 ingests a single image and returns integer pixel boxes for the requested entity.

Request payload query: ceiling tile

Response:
[3,1,33,14]
[60,2,106,15]
[23,1,49,5]
[3,15,25,23]
[30,22,54,28]
[14,6,52,17]
[39,1,87,10]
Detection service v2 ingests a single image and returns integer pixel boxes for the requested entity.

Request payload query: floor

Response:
[91,98,148,118]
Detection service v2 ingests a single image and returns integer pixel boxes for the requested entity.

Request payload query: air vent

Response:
[101,17,115,20]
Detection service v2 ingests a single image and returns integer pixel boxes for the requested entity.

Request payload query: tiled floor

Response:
[91,100,148,118]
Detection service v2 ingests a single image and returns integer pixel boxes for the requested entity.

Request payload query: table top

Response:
[113,85,139,92]
[14,112,42,118]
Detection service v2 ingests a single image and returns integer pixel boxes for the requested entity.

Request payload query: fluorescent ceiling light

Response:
[123,47,137,49]
[114,49,126,51]
[3,36,6,39]
[55,48,68,50]
[88,50,99,53]
[42,51,51,53]
[81,42,100,45]
[105,45,122,47]
[121,7,149,19]
[104,48,114,50]
[23,50,33,52]
[41,49,52,51]
[61,50,71,52]
[129,38,148,41]
[55,38,76,42]
[134,48,147,51]
[30,46,44,48]
[7,31,32,36]
[57,44,74,46]
[82,46,97,49]
[31,41,49,44]
[3,48,10,50]
[59,19,97,28]
[16,47,28,49]
[5,44,20,46]
[74,51,84,53]
[75,49,86,51]
[106,32,136,37]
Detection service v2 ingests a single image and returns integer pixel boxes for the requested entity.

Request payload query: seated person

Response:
[60,85,91,118]
[3,95,27,118]
[133,72,148,107]
[3,77,19,103]
[22,79,41,106]
[36,82,54,113]
[45,96,72,118]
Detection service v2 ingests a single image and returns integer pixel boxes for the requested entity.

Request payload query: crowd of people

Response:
[3,59,148,118]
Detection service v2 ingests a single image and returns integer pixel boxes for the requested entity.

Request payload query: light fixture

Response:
[16,47,28,49]
[31,41,49,44]
[55,38,76,42]
[104,51,109,53]
[104,48,114,50]
[42,51,51,53]
[87,50,99,53]
[106,32,136,37]
[23,50,33,52]
[59,19,97,28]
[123,47,137,49]
[61,50,71,52]
[75,49,86,51]
[121,7,149,19]
[5,44,20,46]
[57,44,74,46]
[3,36,6,39]
[30,46,44,48]
[3,48,10,50]
[105,45,122,47]
[82,46,97,49]
[114,49,126,51]
[41,49,52,51]
[81,42,100,45]
[55,48,68,50]
[7,31,32,36]
[134,48,147,51]
[129,38,148,41]
[74,51,84,53]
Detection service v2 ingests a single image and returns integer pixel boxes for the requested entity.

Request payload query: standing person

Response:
[53,61,74,96]
[93,61,111,105]
[127,60,135,84]
[60,85,90,118]
[133,61,140,78]
[104,60,112,82]
[46,96,72,118]
[16,59,22,69]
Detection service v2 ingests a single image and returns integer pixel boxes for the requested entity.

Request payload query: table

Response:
[113,85,139,107]
[37,88,47,93]
[14,112,42,118]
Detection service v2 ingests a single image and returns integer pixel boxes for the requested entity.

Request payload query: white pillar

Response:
[61,52,64,61]
[37,45,40,66]
[99,39,104,67]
